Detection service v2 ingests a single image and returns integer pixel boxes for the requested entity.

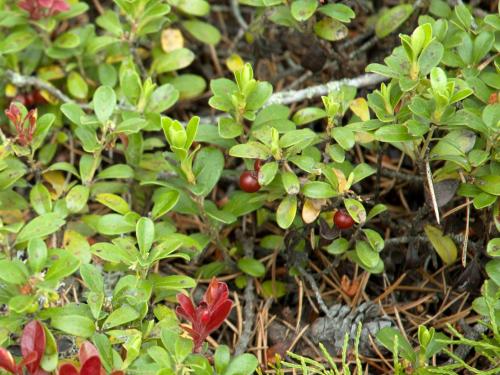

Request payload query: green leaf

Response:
[476,175,500,196]
[314,18,348,41]
[318,4,355,23]
[303,181,338,199]
[292,107,327,125]
[156,48,195,73]
[171,0,209,16]
[332,127,355,150]
[80,264,104,293]
[65,185,90,213]
[486,259,500,285]
[95,193,130,215]
[146,84,179,113]
[258,162,278,186]
[30,183,52,215]
[344,198,366,224]
[424,225,457,265]
[182,20,221,45]
[350,163,376,185]
[97,164,134,180]
[16,213,66,244]
[97,214,136,235]
[363,229,384,252]
[355,240,380,269]
[276,195,297,229]
[376,327,416,363]
[51,315,95,338]
[93,86,116,123]
[261,280,287,298]
[229,142,271,159]
[67,71,89,99]
[0,30,36,54]
[237,258,266,278]
[137,217,155,255]
[291,0,317,21]
[54,32,80,49]
[487,238,500,257]
[28,239,48,273]
[103,305,140,329]
[191,147,224,197]
[375,5,413,38]
[45,252,80,281]
[223,354,259,375]
[218,117,243,139]
[367,204,387,220]
[0,259,28,284]
[375,125,413,142]
[215,345,230,374]
[325,238,350,255]
[152,190,180,220]
[418,41,444,76]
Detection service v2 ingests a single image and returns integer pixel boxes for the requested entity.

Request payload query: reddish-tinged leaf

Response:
[111,371,125,375]
[58,363,79,375]
[78,342,99,365]
[206,300,233,332]
[0,348,17,374]
[176,294,196,322]
[205,277,228,305]
[21,321,46,375]
[80,356,102,375]
[176,278,233,353]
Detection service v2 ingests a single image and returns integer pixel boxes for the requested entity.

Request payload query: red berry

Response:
[334,210,355,229]
[25,92,35,107]
[254,159,263,172]
[239,171,261,193]
[33,90,46,105]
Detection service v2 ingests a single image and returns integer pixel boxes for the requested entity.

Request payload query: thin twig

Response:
[297,265,332,317]
[266,73,387,106]
[230,0,248,30]
[234,232,256,355]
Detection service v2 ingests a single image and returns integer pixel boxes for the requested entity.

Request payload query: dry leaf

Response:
[161,28,184,53]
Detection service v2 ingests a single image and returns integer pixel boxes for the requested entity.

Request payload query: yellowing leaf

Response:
[161,28,184,53]
[302,198,324,224]
[37,65,66,81]
[226,54,244,73]
[424,224,457,265]
[5,84,17,97]
[42,171,66,199]
[333,168,348,193]
[350,98,370,121]
[354,131,375,144]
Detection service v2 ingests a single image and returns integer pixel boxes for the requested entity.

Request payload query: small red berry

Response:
[334,210,355,229]
[239,171,261,193]
[254,159,263,172]
[33,90,46,105]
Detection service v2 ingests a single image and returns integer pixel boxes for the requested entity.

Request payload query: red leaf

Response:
[176,294,196,322]
[80,356,102,375]
[58,363,79,375]
[0,348,17,374]
[20,321,46,375]
[206,300,233,332]
[79,342,99,365]
[205,278,228,306]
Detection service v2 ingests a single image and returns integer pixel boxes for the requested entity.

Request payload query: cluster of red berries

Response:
[239,159,262,193]
[238,160,355,230]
